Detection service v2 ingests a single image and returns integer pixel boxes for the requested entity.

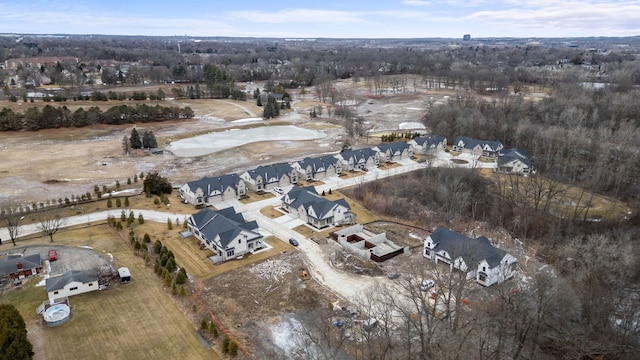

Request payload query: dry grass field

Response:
[0,224,217,360]
[482,171,631,221]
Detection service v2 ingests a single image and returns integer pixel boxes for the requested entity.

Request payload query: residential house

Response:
[45,270,99,302]
[281,186,353,229]
[240,163,297,192]
[373,141,413,163]
[409,135,447,155]
[336,148,379,171]
[423,227,517,286]
[179,173,246,206]
[452,136,503,158]
[331,224,404,262]
[0,254,42,280]
[293,154,342,181]
[187,207,263,263]
[497,148,533,174]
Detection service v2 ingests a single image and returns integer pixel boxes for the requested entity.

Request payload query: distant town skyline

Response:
[1,0,639,39]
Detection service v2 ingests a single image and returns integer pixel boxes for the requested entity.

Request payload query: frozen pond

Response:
[165,125,326,157]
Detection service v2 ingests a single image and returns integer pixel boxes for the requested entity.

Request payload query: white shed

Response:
[118,267,131,283]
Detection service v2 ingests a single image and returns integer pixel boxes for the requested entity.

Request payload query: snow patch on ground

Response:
[231,117,263,123]
[166,125,326,157]
[249,259,292,282]
[399,122,426,130]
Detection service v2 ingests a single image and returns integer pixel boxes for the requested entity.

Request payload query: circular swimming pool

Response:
[43,304,71,326]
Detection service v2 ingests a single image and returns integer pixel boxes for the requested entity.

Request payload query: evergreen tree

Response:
[143,172,172,196]
[0,304,34,360]
[142,131,157,148]
[129,128,142,149]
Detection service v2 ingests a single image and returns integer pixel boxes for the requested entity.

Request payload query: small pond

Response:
[165,125,326,157]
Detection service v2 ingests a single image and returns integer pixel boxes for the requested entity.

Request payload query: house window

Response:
[54,291,59,295]
[70,287,78,291]
[425,249,431,256]
[482,266,486,272]
[226,249,235,257]
[89,283,93,286]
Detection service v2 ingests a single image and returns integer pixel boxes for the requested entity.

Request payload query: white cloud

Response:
[466,1,640,31]
[228,9,366,24]
[402,1,432,6]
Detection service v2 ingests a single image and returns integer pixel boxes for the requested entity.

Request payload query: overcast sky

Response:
[1,0,639,38]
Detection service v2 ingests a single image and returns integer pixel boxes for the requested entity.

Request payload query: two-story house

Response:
[424,227,518,286]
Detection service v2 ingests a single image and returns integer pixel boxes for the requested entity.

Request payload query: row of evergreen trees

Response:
[0,104,194,131]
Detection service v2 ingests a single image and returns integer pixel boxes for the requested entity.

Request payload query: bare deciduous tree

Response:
[37,209,67,242]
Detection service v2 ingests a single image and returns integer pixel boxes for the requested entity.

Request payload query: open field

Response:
[324,190,380,224]
[483,171,631,221]
[0,224,217,360]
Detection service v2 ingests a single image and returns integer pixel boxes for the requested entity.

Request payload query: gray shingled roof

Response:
[190,208,261,248]
[246,163,293,182]
[375,141,410,154]
[429,227,507,268]
[45,269,98,292]
[453,136,503,152]
[184,173,240,196]
[339,148,377,162]
[497,148,532,167]
[413,135,445,147]
[297,155,338,175]
[285,186,350,219]
[0,253,42,276]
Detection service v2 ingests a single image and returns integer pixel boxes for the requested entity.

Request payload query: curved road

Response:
[1,154,495,304]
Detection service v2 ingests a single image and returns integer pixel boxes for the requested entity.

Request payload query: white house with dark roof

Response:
[239,162,297,192]
[497,148,533,175]
[409,135,447,155]
[373,141,413,163]
[452,136,504,158]
[179,173,246,206]
[187,207,263,263]
[293,154,342,181]
[45,269,99,302]
[281,186,353,229]
[336,148,379,171]
[424,227,517,286]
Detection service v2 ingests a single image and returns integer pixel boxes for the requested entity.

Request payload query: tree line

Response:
[343,167,639,359]
[0,104,194,131]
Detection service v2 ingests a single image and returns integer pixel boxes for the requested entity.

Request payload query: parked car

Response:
[48,250,58,261]
[387,272,400,280]
[420,279,435,291]
[274,187,284,194]
[289,238,299,246]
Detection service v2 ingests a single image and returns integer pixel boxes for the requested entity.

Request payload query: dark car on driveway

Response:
[289,238,299,246]
[387,272,400,280]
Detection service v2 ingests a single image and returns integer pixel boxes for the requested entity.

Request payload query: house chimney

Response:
[16,262,23,270]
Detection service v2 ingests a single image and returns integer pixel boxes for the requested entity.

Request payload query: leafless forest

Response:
[2,35,640,359]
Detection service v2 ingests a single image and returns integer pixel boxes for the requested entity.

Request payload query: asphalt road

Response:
[1,153,495,304]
